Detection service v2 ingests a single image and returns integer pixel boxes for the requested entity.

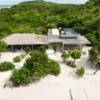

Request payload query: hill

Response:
[0,0,100,48]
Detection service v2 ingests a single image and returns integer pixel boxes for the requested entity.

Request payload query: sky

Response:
[0,0,89,5]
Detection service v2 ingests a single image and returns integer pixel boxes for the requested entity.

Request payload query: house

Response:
[2,28,90,51]
[2,34,48,51]
[48,28,91,51]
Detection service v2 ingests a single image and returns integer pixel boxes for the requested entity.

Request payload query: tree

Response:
[37,46,46,53]
[71,49,81,62]
[0,40,7,52]
[46,23,57,29]
[53,44,59,53]
[93,61,100,74]
[61,52,70,63]
[86,33,97,45]
[88,47,100,74]
[34,0,44,1]
[0,41,7,59]
[24,46,31,54]
[88,48,100,68]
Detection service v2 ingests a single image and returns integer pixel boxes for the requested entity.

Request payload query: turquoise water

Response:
[0,5,12,8]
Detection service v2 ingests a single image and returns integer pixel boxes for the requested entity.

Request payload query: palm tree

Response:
[88,48,100,68]
[88,54,100,68]
[88,48,100,74]
[93,62,100,74]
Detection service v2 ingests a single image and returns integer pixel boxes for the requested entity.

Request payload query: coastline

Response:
[0,5,12,9]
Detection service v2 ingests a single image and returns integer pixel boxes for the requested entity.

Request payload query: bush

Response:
[75,67,84,77]
[61,52,70,63]
[0,61,15,72]
[29,62,47,77]
[0,40,7,52]
[24,46,31,54]
[47,59,60,76]
[53,44,59,53]
[67,61,76,68]
[11,50,61,86]
[25,51,60,77]
[71,49,81,62]
[10,67,30,86]
[37,46,46,53]
[29,51,48,64]
[13,56,21,62]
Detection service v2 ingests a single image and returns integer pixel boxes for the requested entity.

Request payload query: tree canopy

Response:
[71,50,81,62]
[0,0,99,48]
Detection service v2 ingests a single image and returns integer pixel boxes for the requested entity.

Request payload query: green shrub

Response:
[37,46,46,53]
[10,67,30,86]
[25,51,60,77]
[71,49,81,62]
[11,50,61,86]
[53,44,59,53]
[24,46,31,54]
[13,56,21,62]
[75,67,84,77]
[0,40,7,52]
[67,61,76,68]
[0,61,15,72]
[61,52,70,63]
[47,59,60,76]
[30,62,47,77]
[29,51,48,64]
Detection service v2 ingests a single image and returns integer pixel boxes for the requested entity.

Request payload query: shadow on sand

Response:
[4,76,46,88]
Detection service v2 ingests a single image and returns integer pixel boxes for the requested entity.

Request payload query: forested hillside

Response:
[0,0,100,48]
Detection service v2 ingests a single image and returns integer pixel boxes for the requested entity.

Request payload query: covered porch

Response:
[48,42,83,52]
[8,44,48,52]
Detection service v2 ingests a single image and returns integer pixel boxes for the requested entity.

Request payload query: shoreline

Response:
[0,5,12,9]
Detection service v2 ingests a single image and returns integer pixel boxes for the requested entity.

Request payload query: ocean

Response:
[0,5,12,9]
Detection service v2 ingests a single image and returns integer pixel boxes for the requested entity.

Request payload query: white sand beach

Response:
[0,47,100,100]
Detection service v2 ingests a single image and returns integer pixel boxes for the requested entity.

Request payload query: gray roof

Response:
[2,34,48,45]
[62,28,79,37]
[2,28,91,46]
[48,35,91,45]
[47,28,91,45]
